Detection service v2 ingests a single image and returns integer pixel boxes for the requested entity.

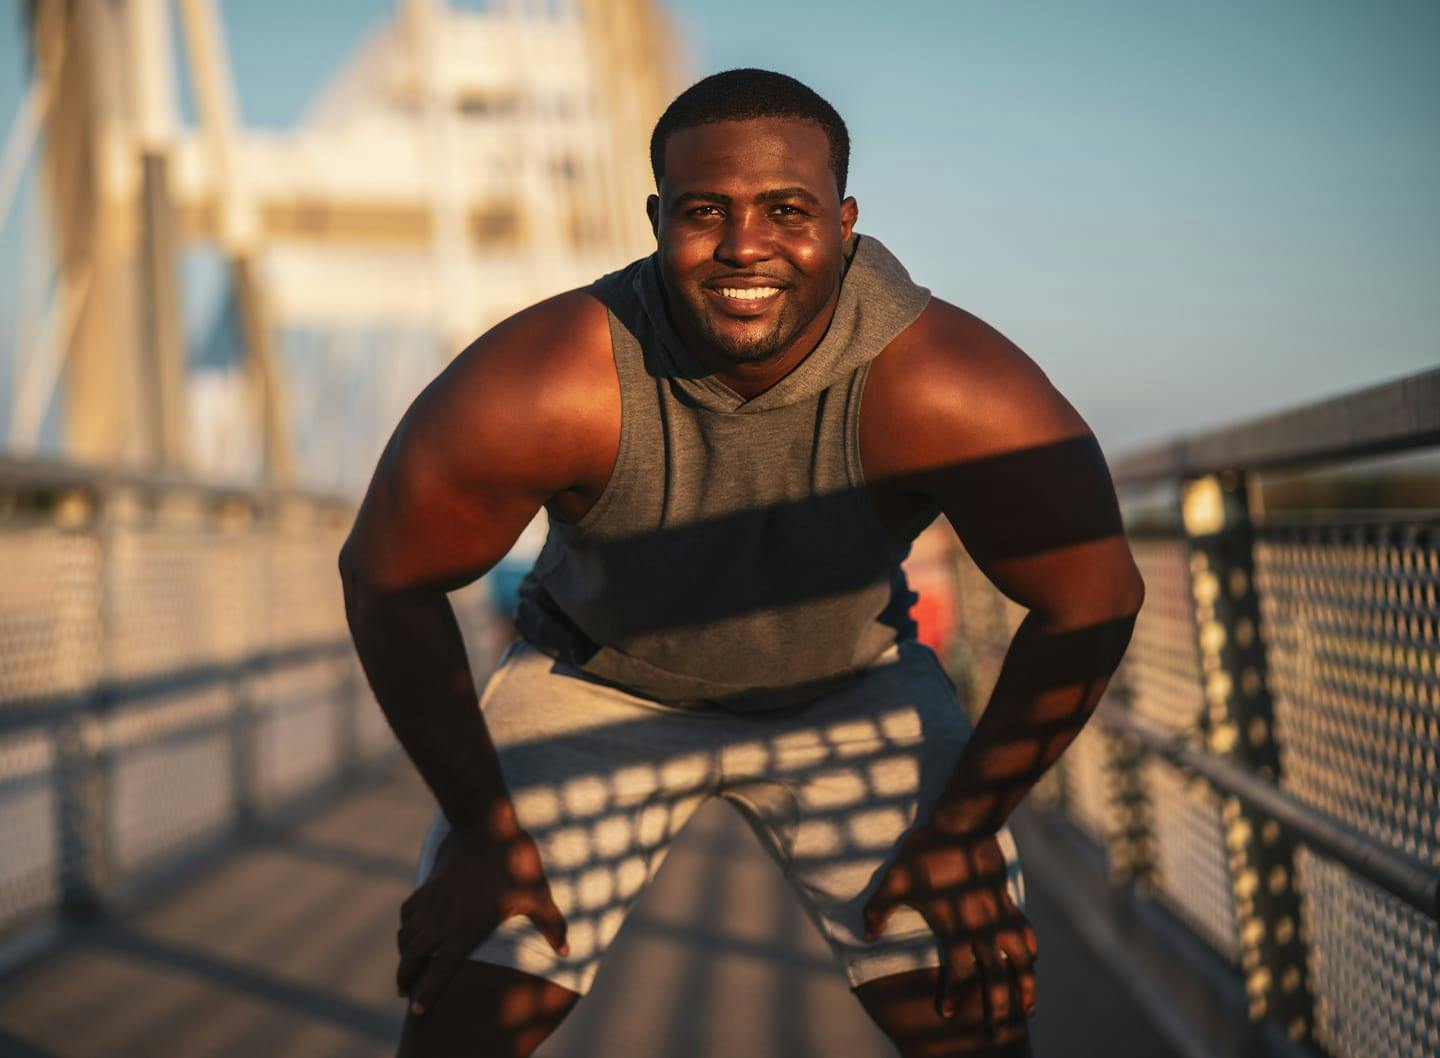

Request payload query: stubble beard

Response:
[694,302,792,364]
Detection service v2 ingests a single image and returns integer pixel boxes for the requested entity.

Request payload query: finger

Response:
[396,919,444,997]
[974,944,1011,1030]
[937,936,979,1019]
[863,886,915,942]
[400,886,427,922]
[1014,960,1036,1019]
[1023,921,1039,959]
[408,943,468,1016]
[864,861,912,929]
[875,861,912,898]
[913,900,963,1020]
[525,891,571,957]
[396,950,428,998]
[862,896,898,942]
[997,932,1037,1016]
[863,859,920,938]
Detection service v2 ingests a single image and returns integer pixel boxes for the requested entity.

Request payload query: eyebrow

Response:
[672,186,823,208]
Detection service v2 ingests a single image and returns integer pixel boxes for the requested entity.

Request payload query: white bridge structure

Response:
[5,0,683,491]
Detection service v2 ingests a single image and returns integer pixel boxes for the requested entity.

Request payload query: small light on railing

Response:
[1274,915,1295,945]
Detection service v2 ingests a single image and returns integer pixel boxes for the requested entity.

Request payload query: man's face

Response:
[647,118,858,366]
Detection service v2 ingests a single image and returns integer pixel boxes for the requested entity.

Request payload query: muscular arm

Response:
[860,300,1144,1026]
[865,298,1144,832]
[339,289,617,1013]
[338,288,617,839]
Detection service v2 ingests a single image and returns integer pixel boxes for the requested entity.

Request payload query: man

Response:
[340,69,1145,1058]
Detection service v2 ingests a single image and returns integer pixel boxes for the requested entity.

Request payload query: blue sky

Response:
[1,0,1436,454]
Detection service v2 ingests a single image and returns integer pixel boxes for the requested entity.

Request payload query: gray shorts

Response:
[414,638,1024,995]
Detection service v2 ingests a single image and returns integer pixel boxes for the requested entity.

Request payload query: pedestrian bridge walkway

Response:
[1,369,1437,1058]
[0,764,1182,1058]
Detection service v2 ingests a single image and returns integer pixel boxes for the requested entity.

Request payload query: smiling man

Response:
[340,69,1145,1058]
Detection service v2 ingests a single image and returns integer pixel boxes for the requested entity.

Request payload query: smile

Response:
[714,286,782,302]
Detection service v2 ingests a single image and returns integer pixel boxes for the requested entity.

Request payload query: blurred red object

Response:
[904,520,959,662]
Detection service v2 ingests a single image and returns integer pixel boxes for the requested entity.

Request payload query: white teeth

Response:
[716,286,780,301]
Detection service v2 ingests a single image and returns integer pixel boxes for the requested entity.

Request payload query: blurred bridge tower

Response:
[12,0,684,490]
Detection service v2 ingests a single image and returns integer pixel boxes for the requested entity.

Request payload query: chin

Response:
[699,325,789,362]
[710,334,786,363]
[698,314,790,364]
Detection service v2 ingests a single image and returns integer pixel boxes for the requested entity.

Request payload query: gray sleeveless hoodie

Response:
[514,233,936,710]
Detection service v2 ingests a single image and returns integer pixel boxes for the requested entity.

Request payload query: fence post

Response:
[53,713,107,920]
[56,485,112,921]
[1103,669,1155,891]
[216,497,258,835]
[1181,471,1313,1044]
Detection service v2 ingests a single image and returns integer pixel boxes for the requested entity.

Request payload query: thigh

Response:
[396,962,579,1058]
[413,641,720,995]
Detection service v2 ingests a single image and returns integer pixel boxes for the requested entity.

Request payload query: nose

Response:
[714,209,773,268]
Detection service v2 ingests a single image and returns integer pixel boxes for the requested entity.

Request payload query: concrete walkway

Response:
[0,767,1181,1058]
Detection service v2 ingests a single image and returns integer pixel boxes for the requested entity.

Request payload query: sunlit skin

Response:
[646,118,857,396]
[341,113,1145,1058]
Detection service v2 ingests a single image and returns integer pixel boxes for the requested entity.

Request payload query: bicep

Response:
[343,293,609,593]
[344,382,552,595]
[919,329,1141,622]
[348,287,619,595]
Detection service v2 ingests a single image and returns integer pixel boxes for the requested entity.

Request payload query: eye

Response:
[771,204,809,220]
[688,205,723,219]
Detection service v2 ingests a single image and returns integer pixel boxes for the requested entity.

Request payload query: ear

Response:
[839,196,858,242]
[646,194,660,238]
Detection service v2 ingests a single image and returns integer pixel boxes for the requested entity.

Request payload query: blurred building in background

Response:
[8,0,683,493]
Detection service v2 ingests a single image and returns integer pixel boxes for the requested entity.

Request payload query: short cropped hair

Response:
[649,69,851,197]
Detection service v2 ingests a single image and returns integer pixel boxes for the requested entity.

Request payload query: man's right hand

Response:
[396,814,569,1016]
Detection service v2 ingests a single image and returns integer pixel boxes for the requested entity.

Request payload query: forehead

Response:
[661,118,836,199]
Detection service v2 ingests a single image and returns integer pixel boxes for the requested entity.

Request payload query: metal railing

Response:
[0,456,496,962]
[953,367,1440,1058]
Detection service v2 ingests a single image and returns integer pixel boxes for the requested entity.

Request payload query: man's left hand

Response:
[862,823,1038,1028]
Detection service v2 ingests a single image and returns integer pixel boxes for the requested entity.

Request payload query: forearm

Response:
[340,559,513,840]
[931,605,1139,837]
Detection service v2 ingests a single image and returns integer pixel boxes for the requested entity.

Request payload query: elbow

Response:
[1038,558,1145,630]
[337,537,358,584]
[337,538,377,628]
[338,545,360,627]
[1099,543,1147,618]
[1093,561,1145,625]
[1117,561,1146,616]
[337,540,359,598]
[337,531,389,597]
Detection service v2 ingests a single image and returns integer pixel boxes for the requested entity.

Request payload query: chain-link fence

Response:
[951,368,1440,1058]
[0,457,497,963]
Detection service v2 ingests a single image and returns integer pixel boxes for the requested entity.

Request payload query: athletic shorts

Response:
[413,637,1025,995]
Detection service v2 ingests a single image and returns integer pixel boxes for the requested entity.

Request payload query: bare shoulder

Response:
[396,286,618,502]
[343,288,617,590]
[861,297,1090,477]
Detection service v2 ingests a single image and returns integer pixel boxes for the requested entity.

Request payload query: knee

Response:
[396,961,579,1058]
[854,968,1032,1058]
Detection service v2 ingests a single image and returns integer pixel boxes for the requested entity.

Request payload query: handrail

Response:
[1103,708,1440,922]
[1112,366,1440,485]
[0,452,353,507]
[0,639,355,736]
